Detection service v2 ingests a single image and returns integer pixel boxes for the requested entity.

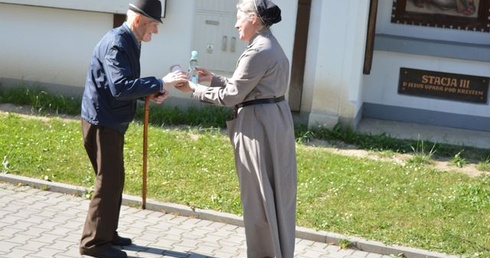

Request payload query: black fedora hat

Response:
[129,0,163,23]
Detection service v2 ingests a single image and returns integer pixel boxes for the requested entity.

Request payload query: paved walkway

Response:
[0,174,457,258]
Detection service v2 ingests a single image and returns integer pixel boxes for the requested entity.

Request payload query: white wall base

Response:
[307,112,339,129]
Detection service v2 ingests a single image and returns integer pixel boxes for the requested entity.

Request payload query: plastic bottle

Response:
[189,50,199,84]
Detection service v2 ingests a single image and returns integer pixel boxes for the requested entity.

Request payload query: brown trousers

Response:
[80,120,125,253]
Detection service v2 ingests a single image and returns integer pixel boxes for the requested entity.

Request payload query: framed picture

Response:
[391,0,490,32]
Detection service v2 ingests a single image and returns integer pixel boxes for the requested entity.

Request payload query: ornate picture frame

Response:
[391,0,490,32]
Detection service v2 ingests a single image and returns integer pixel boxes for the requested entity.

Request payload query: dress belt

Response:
[236,96,285,108]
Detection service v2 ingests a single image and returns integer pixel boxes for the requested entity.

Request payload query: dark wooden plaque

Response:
[398,67,489,104]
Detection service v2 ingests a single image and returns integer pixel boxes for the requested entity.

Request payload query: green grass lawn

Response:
[0,113,489,257]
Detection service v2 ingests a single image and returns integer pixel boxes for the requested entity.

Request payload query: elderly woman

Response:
[175,0,297,257]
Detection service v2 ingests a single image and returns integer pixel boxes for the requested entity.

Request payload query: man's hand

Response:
[162,70,188,90]
[150,91,169,104]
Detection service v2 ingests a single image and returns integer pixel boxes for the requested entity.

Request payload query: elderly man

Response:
[79,0,187,257]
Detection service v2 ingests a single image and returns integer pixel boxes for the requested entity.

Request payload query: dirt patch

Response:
[303,139,488,178]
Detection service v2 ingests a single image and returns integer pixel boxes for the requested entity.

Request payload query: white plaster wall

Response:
[0,2,187,89]
[0,4,110,88]
[363,51,490,117]
[138,0,195,99]
[304,0,370,128]
[140,0,297,100]
[339,0,370,126]
[0,0,130,14]
[301,0,321,115]
[363,0,490,119]
[0,1,198,99]
[268,0,296,78]
[0,0,296,102]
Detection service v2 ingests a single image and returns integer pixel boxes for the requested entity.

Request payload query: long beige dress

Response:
[193,28,297,258]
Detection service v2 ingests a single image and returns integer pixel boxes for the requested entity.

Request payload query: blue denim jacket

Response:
[81,23,163,134]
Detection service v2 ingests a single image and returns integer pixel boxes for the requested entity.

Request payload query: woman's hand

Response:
[174,81,195,93]
[196,67,213,83]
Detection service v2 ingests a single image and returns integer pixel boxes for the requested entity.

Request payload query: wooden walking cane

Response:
[142,96,150,209]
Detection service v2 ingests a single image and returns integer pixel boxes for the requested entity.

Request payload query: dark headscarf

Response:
[254,0,281,27]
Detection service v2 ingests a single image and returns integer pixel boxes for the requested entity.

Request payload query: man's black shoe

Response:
[112,232,132,246]
[82,246,127,258]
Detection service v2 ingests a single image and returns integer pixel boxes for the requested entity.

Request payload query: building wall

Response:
[362,0,490,131]
[0,0,297,105]
[0,0,196,99]
[5,0,486,132]
[0,4,110,92]
[303,0,370,128]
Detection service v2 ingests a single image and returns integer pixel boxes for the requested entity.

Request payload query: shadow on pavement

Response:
[124,244,217,258]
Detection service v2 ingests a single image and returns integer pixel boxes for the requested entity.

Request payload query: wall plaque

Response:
[398,67,489,104]
[391,0,490,32]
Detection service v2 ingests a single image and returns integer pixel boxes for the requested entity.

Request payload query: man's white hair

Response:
[126,9,139,25]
